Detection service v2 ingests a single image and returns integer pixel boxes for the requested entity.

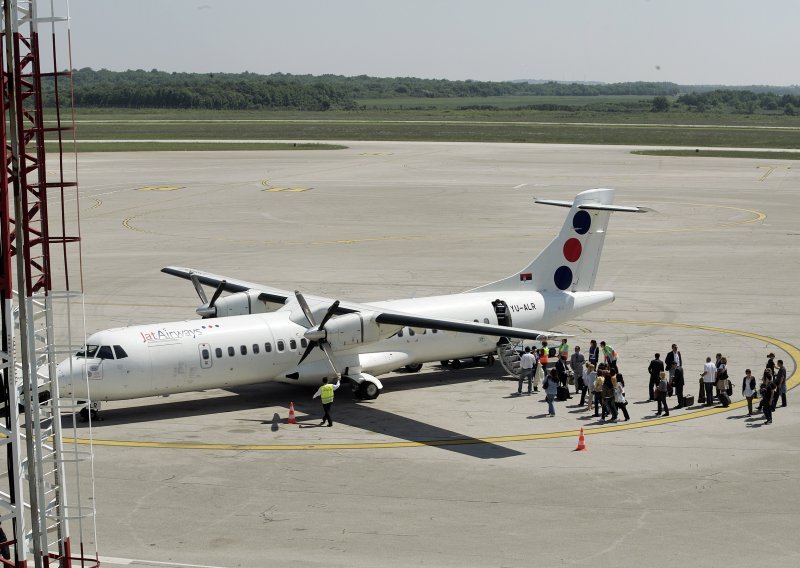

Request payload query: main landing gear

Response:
[78,401,103,422]
[345,373,383,401]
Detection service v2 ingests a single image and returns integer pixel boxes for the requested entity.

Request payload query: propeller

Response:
[190,273,227,318]
[294,290,340,378]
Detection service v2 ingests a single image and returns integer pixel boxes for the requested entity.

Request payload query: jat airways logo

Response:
[140,327,204,343]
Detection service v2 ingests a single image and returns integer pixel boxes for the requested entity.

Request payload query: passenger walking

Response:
[702,357,716,406]
[765,353,776,377]
[601,372,617,421]
[592,371,604,416]
[715,356,729,399]
[312,376,341,427]
[543,368,558,417]
[664,344,682,381]
[742,369,757,416]
[555,355,569,389]
[655,371,670,416]
[581,362,595,407]
[570,346,585,394]
[614,373,630,421]
[760,373,775,425]
[588,339,600,367]
[647,353,665,401]
[671,362,685,408]
[773,359,787,410]
[518,346,536,395]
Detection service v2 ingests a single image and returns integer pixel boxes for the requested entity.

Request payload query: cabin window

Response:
[398,329,404,338]
[265,342,272,353]
[290,339,297,350]
[113,345,128,359]
[228,346,235,357]
[422,329,427,335]
[215,347,223,358]
[432,329,438,334]
[484,318,490,324]
[408,329,416,337]
[201,348,210,360]
[97,345,114,360]
[300,338,308,348]
[253,344,260,354]
[240,345,247,355]
[277,340,285,352]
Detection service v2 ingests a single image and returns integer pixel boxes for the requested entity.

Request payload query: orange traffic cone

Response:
[287,402,297,424]
[574,427,587,451]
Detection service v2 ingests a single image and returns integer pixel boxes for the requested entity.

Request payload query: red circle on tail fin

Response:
[563,238,582,263]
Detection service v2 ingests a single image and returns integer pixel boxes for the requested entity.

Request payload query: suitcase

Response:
[683,394,695,407]
[556,385,570,401]
[718,392,731,408]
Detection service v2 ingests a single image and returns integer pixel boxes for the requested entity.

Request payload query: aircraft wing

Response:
[162,266,569,340]
[162,266,294,305]
[372,310,569,341]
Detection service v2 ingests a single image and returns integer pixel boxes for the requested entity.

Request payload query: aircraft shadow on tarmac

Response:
[61,365,523,459]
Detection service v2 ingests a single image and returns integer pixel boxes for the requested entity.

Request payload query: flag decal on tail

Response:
[520,273,532,281]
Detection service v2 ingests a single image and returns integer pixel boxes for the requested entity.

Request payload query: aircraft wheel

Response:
[78,407,90,422]
[359,381,380,400]
[472,356,482,364]
[404,363,423,373]
[486,354,495,366]
[439,360,449,367]
[451,359,463,369]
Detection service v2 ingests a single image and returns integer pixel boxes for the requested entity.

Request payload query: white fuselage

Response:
[56,289,613,402]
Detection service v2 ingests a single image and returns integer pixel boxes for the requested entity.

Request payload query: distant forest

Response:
[42,68,800,114]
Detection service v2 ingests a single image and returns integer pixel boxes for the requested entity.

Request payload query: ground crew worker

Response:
[538,341,549,372]
[313,376,341,427]
[558,338,569,360]
[600,341,618,371]
[518,346,536,395]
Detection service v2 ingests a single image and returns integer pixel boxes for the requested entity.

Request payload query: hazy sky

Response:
[67,0,799,85]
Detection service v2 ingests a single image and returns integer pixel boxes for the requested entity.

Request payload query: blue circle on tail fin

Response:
[573,210,591,235]
[554,266,573,290]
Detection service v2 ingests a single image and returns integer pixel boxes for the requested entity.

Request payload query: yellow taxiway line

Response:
[62,321,797,451]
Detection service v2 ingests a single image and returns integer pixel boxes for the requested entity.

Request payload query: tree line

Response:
[40,68,799,113]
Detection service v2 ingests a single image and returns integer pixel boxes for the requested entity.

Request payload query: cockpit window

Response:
[113,345,128,359]
[76,344,99,358]
[97,345,114,359]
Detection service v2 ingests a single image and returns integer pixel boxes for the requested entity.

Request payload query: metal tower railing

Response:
[1,1,98,567]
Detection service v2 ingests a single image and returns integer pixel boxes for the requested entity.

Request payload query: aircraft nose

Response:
[56,357,84,397]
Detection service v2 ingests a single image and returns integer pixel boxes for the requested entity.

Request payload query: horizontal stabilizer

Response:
[534,198,650,213]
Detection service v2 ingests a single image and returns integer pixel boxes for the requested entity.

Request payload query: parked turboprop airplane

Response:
[57,188,646,417]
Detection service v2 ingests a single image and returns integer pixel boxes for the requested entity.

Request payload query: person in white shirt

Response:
[702,357,716,406]
[518,346,536,395]
[741,369,757,416]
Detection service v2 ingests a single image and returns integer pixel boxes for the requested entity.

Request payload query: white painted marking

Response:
[513,183,528,189]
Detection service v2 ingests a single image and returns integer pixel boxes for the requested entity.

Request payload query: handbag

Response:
[726,380,733,396]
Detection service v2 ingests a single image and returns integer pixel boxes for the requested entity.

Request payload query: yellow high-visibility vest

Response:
[321,384,334,404]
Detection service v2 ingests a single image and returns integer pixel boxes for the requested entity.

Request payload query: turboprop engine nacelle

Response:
[324,311,387,349]
[208,290,268,317]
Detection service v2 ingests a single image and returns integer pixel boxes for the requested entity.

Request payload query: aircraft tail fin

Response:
[470,188,647,294]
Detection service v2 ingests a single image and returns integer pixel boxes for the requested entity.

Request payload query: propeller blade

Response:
[208,280,227,309]
[189,273,208,304]
[297,341,317,365]
[318,300,340,329]
[319,342,339,378]
[294,290,317,327]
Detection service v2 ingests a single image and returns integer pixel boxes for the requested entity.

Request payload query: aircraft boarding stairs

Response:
[497,340,523,379]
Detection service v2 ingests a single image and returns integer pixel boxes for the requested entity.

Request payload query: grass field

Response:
[43,105,800,151]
